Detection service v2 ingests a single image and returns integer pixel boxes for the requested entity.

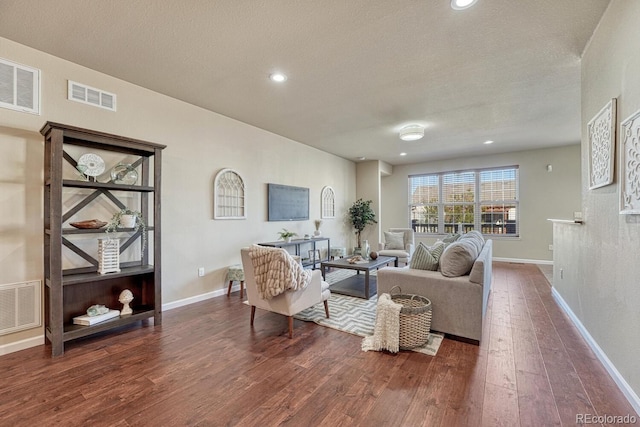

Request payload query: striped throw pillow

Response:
[410,242,445,271]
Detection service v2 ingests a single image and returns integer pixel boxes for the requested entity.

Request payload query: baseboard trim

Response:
[162,285,238,311]
[0,335,43,356]
[552,287,640,416]
[493,257,553,265]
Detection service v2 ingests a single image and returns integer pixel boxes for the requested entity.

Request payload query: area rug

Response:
[295,270,444,356]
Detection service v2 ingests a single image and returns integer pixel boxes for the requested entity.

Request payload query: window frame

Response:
[321,186,336,219]
[214,168,246,220]
[409,166,519,238]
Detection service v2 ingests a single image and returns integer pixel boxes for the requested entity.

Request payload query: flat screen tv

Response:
[268,183,309,221]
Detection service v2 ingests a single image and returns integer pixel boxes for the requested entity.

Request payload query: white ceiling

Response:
[0,0,610,165]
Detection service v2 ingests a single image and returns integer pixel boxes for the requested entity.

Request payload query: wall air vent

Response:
[0,280,41,336]
[0,57,40,115]
[68,80,116,111]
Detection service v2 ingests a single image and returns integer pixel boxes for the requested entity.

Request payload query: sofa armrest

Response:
[405,243,415,256]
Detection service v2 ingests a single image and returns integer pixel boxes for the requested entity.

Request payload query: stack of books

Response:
[73,309,120,326]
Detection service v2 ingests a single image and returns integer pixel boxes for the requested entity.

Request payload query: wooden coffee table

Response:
[321,255,398,299]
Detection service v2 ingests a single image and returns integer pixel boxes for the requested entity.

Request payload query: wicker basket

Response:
[389,286,432,350]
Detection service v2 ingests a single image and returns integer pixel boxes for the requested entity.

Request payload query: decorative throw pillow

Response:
[410,242,445,271]
[442,233,461,243]
[439,239,479,277]
[459,230,484,254]
[384,231,405,250]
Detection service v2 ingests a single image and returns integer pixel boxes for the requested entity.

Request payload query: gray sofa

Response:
[377,238,492,343]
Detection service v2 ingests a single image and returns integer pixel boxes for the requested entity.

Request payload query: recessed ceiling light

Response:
[357,156,366,161]
[399,124,425,141]
[484,140,494,145]
[269,73,287,82]
[400,152,407,156]
[451,0,478,10]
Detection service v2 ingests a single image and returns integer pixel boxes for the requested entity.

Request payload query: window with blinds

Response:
[409,166,519,236]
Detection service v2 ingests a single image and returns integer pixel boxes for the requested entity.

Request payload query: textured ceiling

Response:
[0,0,610,165]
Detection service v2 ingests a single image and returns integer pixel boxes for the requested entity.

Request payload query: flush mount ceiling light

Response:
[269,73,287,82]
[484,140,494,145]
[399,124,425,141]
[451,0,478,10]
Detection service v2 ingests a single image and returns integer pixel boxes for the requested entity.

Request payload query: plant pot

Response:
[119,214,137,228]
[313,229,321,237]
[285,237,292,243]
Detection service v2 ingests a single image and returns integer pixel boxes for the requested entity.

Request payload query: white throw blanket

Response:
[362,293,402,353]
[249,244,312,300]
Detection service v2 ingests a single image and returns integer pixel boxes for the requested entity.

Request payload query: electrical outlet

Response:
[198,267,204,277]
[548,244,553,251]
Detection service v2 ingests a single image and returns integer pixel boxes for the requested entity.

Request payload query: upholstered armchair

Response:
[241,247,331,338]
[378,228,415,265]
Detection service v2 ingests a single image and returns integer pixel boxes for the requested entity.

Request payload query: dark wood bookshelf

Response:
[41,122,165,356]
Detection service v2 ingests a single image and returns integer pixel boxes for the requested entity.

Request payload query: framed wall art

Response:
[620,108,640,214]
[588,98,616,190]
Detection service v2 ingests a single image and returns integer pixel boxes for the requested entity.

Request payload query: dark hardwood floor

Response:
[0,262,636,426]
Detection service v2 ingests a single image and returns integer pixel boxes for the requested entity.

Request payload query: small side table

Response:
[226,264,245,298]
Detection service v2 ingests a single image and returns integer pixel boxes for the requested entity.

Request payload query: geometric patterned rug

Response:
[294,269,444,356]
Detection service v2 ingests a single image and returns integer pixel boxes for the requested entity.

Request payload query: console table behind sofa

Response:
[258,237,330,270]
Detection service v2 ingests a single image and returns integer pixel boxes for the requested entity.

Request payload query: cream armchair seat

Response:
[378,228,415,265]
[241,247,331,338]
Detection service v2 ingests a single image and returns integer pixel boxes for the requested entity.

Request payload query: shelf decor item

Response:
[588,98,616,190]
[105,208,148,250]
[277,228,297,243]
[97,238,120,274]
[119,289,134,316]
[110,163,139,185]
[314,219,322,237]
[70,219,107,229]
[77,153,105,177]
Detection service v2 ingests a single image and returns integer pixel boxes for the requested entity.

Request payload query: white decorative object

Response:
[321,186,336,218]
[98,238,120,274]
[73,309,120,326]
[620,108,640,214]
[119,214,136,228]
[588,99,616,190]
[77,153,105,177]
[119,289,134,315]
[214,168,246,219]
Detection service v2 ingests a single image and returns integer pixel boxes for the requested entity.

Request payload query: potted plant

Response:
[105,208,148,250]
[348,199,377,253]
[277,228,297,243]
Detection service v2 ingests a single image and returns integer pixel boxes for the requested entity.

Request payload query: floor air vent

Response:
[0,280,41,336]
[67,80,116,111]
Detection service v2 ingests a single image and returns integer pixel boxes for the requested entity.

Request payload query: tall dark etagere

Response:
[41,122,165,356]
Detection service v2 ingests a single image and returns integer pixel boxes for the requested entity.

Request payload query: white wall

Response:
[0,37,356,348]
[554,0,640,403]
[381,145,582,261]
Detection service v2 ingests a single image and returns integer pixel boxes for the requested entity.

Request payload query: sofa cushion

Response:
[440,239,479,277]
[384,231,405,250]
[410,242,444,271]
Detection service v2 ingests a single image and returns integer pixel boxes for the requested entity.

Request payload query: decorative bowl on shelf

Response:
[70,219,108,229]
[110,163,138,185]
